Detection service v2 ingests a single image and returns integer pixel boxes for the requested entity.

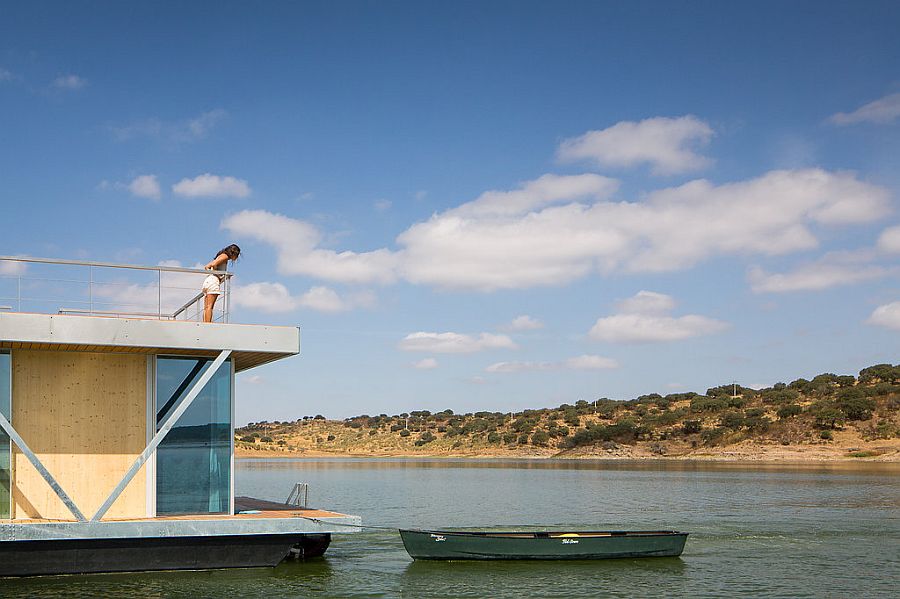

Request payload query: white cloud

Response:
[412,358,438,370]
[486,354,618,373]
[448,173,619,218]
[231,282,296,312]
[222,209,399,284]
[878,225,900,253]
[173,173,251,199]
[374,199,392,212]
[231,282,374,313]
[505,315,544,331]
[298,286,375,313]
[223,165,889,293]
[398,169,889,290]
[243,375,264,384]
[0,68,12,82]
[128,175,161,200]
[0,259,27,276]
[829,92,900,125]
[565,354,620,370]
[615,290,675,315]
[589,291,728,343]
[398,332,518,354]
[52,74,86,90]
[867,301,900,330]
[184,109,227,140]
[557,116,714,175]
[748,252,890,293]
[110,109,227,143]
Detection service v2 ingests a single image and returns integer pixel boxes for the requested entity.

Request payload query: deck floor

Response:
[2,497,349,524]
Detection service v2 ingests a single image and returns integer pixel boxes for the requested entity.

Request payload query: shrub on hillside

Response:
[859,363,900,384]
[690,397,728,413]
[866,383,899,397]
[811,402,844,429]
[399,429,411,437]
[720,412,745,430]
[682,420,702,434]
[700,427,726,445]
[761,388,800,405]
[414,431,435,446]
[834,389,875,421]
[531,430,551,446]
[777,404,802,419]
[487,431,501,444]
[260,436,274,443]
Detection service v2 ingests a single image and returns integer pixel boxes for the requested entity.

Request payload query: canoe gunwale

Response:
[399,529,687,538]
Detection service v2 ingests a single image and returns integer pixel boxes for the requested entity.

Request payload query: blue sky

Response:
[2,1,899,423]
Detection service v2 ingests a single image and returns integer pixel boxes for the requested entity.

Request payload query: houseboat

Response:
[0,256,360,577]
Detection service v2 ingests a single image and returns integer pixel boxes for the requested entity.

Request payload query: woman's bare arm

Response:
[205,253,229,271]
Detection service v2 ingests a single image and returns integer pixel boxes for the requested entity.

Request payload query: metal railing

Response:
[0,255,232,323]
[286,482,309,508]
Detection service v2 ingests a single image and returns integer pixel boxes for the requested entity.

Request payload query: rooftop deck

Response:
[0,256,300,370]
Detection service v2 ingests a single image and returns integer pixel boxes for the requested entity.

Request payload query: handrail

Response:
[0,255,231,277]
[171,292,205,319]
[0,255,231,322]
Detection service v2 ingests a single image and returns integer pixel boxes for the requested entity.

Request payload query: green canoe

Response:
[399,529,688,560]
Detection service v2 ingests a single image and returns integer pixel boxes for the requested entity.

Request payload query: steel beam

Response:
[0,411,86,522]
[91,350,232,522]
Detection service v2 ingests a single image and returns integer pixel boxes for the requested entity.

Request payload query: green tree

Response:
[531,430,551,446]
[859,364,900,384]
[834,388,875,421]
[720,412,744,430]
[682,420,702,434]
[777,404,802,419]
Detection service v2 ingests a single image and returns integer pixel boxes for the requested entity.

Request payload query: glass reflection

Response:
[156,356,231,515]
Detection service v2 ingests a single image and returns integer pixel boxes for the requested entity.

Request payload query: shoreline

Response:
[236,438,900,464]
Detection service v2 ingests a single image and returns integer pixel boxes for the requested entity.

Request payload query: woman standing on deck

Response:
[202,244,240,322]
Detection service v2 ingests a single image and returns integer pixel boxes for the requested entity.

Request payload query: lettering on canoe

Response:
[431,534,447,542]
[562,539,579,544]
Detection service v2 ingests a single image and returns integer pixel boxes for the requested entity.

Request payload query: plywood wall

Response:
[11,350,147,520]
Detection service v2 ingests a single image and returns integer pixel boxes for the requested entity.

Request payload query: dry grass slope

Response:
[236,364,900,462]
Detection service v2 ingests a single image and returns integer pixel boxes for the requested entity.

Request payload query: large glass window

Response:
[156,356,231,515]
[1,351,10,519]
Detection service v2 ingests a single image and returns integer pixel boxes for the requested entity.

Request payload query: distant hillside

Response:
[236,363,900,461]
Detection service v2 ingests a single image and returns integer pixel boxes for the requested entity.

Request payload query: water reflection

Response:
[238,456,900,476]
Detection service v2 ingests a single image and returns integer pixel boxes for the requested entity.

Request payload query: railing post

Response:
[89,265,93,314]
[223,275,229,323]
[157,269,162,320]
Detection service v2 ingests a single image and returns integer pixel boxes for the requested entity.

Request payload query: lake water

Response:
[3,458,899,598]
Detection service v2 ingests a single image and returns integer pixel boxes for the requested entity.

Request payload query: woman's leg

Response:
[203,293,218,322]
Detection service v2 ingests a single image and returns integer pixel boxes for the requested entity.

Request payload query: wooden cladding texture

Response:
[11,351,147,520]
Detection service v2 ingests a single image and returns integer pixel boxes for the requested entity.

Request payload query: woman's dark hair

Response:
[216,244,241,261]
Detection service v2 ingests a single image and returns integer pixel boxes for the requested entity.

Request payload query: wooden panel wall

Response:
[11,350,147,520]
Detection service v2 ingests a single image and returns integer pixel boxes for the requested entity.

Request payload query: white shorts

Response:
[202,274,222,295]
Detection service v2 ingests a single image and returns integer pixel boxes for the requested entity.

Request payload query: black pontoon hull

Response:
[0,533,331,577]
